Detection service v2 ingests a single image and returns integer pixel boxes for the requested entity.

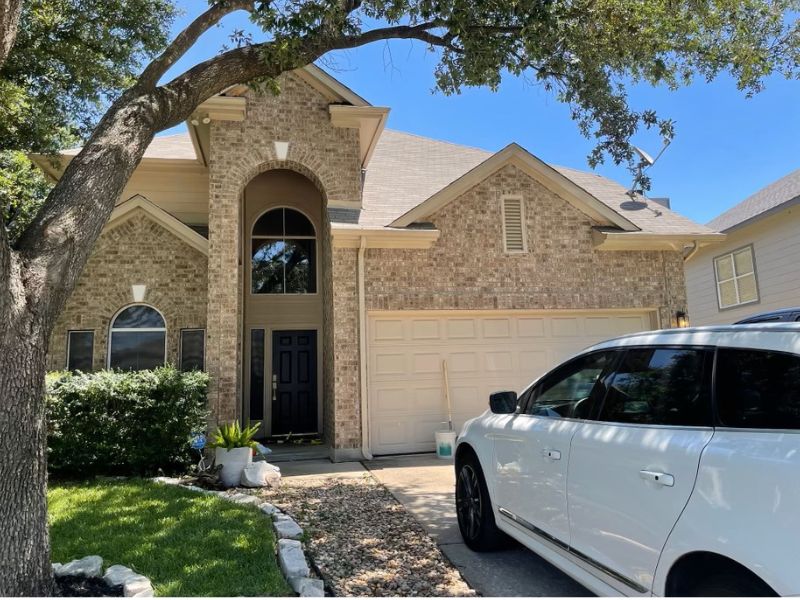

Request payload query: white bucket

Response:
[215,446,253,487]
[435,431,457,459]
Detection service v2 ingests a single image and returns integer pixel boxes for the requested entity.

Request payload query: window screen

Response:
[598,348,711,426]
[67,331,94,372]
[180,329,205,371]
[717,348,800,429]
[109,305,166,370]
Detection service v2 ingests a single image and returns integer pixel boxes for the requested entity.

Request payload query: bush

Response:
[47,366,209,477]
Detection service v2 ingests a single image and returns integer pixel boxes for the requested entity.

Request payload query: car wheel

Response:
[687,569,777,597]
[455,453,506,551]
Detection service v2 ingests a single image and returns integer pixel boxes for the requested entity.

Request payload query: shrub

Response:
[46,366,209,477]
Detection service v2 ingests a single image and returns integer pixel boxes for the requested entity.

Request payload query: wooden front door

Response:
[271,330,317,435]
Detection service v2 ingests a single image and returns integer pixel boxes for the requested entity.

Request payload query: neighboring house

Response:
[34,65,721,459]
[686,168,800,325]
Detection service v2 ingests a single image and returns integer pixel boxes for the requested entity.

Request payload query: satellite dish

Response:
[633,146,655,166]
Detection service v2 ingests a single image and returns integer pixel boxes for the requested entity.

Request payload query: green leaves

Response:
[0,150,50,243]
[209,420,262,450]
[0,0,177,155]
[46,366,210,476]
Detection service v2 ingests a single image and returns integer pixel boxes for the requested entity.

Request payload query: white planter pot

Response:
[215,447,253,488]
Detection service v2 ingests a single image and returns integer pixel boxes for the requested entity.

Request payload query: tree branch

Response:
[136,0,256,89]
[0,0,22,68]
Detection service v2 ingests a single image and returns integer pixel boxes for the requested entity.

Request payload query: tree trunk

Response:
[0,279,54,596]
[0,0,23,67]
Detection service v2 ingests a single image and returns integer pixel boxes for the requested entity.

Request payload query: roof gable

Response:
[390,143,639,230]
[106,195,209,256]
[708,167,800,232]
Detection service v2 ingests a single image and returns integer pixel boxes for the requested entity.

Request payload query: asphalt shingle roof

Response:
[65,129,713,236]
[707,168,800,232]
[360,129,714,235]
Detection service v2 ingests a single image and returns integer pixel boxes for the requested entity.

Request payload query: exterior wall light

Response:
[676,311,689,328]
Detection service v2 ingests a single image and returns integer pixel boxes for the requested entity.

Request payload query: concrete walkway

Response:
[366,454,592,597]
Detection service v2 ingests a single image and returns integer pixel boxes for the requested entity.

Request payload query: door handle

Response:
[271,374,277,403]
[639,470,674,487]
[542,448,561,460]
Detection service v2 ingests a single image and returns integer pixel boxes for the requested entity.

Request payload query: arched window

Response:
[252,208,316,294]
[108,305,166,370]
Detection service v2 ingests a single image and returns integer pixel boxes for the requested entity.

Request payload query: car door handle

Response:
[542,449,561,460]
[639,470,674,487]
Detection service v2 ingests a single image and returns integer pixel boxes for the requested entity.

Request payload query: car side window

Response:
[716,348,800,429]
[525,351,616,419]
[597,347,711,426]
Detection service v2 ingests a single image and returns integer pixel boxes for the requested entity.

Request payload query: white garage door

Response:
[368,310,656,455]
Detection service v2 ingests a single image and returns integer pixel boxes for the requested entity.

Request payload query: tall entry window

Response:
[108,305,166,370]
[251,208,316,294]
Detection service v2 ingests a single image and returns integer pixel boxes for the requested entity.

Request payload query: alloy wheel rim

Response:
[456,464,482,540]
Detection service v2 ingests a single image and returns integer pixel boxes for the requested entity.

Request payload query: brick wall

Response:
[365,164,686,320]
[48,213,208,371]
[206,71,362,435]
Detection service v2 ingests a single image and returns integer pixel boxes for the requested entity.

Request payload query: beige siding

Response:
[119,167,209,226]
[685,205,800,325]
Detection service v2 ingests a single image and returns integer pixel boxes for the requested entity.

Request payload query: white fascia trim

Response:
[194,96,246,122]
[107,195,209,256]
[299,64,371,106]
[331,226,440,249]
[390,143,639,231]
[592,230,726,251]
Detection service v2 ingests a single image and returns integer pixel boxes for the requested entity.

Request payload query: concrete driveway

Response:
[366,454,592,597]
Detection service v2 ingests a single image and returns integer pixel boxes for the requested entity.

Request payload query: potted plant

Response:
[208,421,261,488]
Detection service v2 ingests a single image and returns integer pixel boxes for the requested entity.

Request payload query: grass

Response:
[48,479,292,597]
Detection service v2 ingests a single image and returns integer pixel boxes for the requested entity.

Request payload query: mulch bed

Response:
[259,474,475,597]
[55,576,121,597]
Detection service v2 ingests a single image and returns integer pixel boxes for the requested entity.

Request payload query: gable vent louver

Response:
[502,196,526,252]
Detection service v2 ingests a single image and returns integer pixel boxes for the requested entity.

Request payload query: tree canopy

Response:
[0,0,176,155]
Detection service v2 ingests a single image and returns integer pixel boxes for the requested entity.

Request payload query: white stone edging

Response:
[52,556,154,597]
[151,477,324,597]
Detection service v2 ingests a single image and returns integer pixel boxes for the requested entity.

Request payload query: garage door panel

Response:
[518,318,546,337]
[482,318,511,338]
[447,319,476,339]
[369,311,654,455]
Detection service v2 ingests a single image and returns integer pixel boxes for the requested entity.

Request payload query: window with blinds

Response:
[502,196,526,253]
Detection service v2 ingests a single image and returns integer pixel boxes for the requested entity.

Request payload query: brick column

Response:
[206,130,244,425]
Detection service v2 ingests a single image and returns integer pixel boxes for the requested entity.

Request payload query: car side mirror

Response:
[489,391,517,414]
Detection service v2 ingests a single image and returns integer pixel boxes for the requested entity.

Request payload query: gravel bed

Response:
[259,474,474,597]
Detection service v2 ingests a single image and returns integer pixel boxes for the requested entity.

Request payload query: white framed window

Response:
[501,195,527,253]
[108,304,167,370]
[714,245,759,310]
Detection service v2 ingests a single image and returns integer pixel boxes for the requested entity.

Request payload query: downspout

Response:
[358,236,373,460]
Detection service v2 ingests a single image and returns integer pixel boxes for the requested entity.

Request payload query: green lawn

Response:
[48,480,292,597]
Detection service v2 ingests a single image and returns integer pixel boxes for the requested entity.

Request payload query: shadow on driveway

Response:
[365,454,593,597]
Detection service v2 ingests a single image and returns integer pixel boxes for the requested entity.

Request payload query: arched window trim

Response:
[250,206,318,295]
[107,303,167,369]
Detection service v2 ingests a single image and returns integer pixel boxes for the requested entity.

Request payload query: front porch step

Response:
[260,444,331,463]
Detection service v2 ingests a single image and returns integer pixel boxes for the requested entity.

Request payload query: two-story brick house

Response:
[36,65,722,460]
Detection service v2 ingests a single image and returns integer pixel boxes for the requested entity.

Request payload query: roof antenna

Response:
[626,138,672,207]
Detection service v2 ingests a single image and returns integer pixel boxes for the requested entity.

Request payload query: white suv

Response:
[455,324,800,597]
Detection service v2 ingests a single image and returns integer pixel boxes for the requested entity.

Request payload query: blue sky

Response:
[163,5,800,225]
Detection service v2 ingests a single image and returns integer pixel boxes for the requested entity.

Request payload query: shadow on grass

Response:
[48,480,291,597]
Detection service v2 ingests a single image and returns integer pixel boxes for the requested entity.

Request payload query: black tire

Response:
[455,451,507,551]
[687,569,777,597]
